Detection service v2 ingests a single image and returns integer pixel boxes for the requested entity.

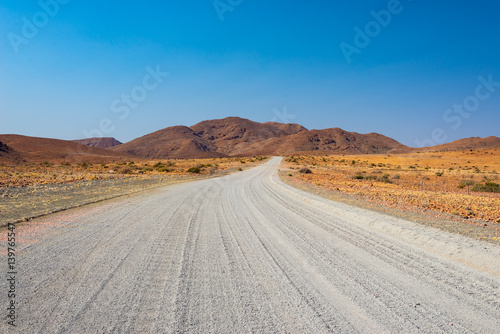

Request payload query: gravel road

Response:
[2,157,499,333]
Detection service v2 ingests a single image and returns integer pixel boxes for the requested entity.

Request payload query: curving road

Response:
[2,157,499,333]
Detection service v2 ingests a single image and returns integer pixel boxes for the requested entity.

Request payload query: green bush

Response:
[187,167,201,173]
[471,182,499,193]
[299,168,312,174]
[156,166,170,173]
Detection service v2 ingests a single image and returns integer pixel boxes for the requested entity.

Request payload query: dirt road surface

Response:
[1,157,499,333]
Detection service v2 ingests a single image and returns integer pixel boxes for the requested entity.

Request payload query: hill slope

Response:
[111,117,408,158]
[72,137,122,149]
[190,117,307,156]
[111,126,225,159]
[3,118,498,161]
[0,135,132,163]
[0,141,23,162]
[419,136,500,152]
[250,128,408,156]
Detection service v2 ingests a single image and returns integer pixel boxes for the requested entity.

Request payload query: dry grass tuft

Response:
[282,149,500,224]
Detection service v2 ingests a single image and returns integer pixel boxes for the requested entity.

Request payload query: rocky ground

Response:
[280,170,500,245]
[0,175,188,226]
[0,157,266,226]
[1,157,498,332]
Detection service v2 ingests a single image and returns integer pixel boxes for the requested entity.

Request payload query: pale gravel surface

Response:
[1,157,499,333]
[0,175,201,226]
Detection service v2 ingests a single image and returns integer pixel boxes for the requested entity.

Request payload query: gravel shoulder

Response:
[1,157,498,332]
[280,169,500,246]
[0,175,192,226]
[0,164,252,227]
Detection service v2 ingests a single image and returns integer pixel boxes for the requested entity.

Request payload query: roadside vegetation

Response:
[0,156,268,188]
[282,149,500,225]
[0,156,268,225]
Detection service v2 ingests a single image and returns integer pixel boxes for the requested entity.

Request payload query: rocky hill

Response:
[111,117,409,158]
[72,137,122,149]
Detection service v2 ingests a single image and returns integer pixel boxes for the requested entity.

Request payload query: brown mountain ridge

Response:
[110,117,411,158]
[72,137,122,149]
[413,136,500,152]
[110,117,499,158]
[2,117,498,162]
[0,135,132,163]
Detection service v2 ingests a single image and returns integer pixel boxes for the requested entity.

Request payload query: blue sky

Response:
[1,0,499,147]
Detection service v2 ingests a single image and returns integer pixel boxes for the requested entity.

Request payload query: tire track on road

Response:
[2,157,499,333]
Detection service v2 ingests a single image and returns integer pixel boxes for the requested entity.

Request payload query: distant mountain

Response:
[251,128,408,156]
[72,137,122,149]
[0,141,22,162]
[0,135,131,163]
[417,136,500,152]
[190,117,307,156]
[111,126,224,159]
[4,118,498,162]
[0,141,13,154]
[111,117,409,158]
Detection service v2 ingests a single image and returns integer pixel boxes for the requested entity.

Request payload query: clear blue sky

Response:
[1,0,499,147]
